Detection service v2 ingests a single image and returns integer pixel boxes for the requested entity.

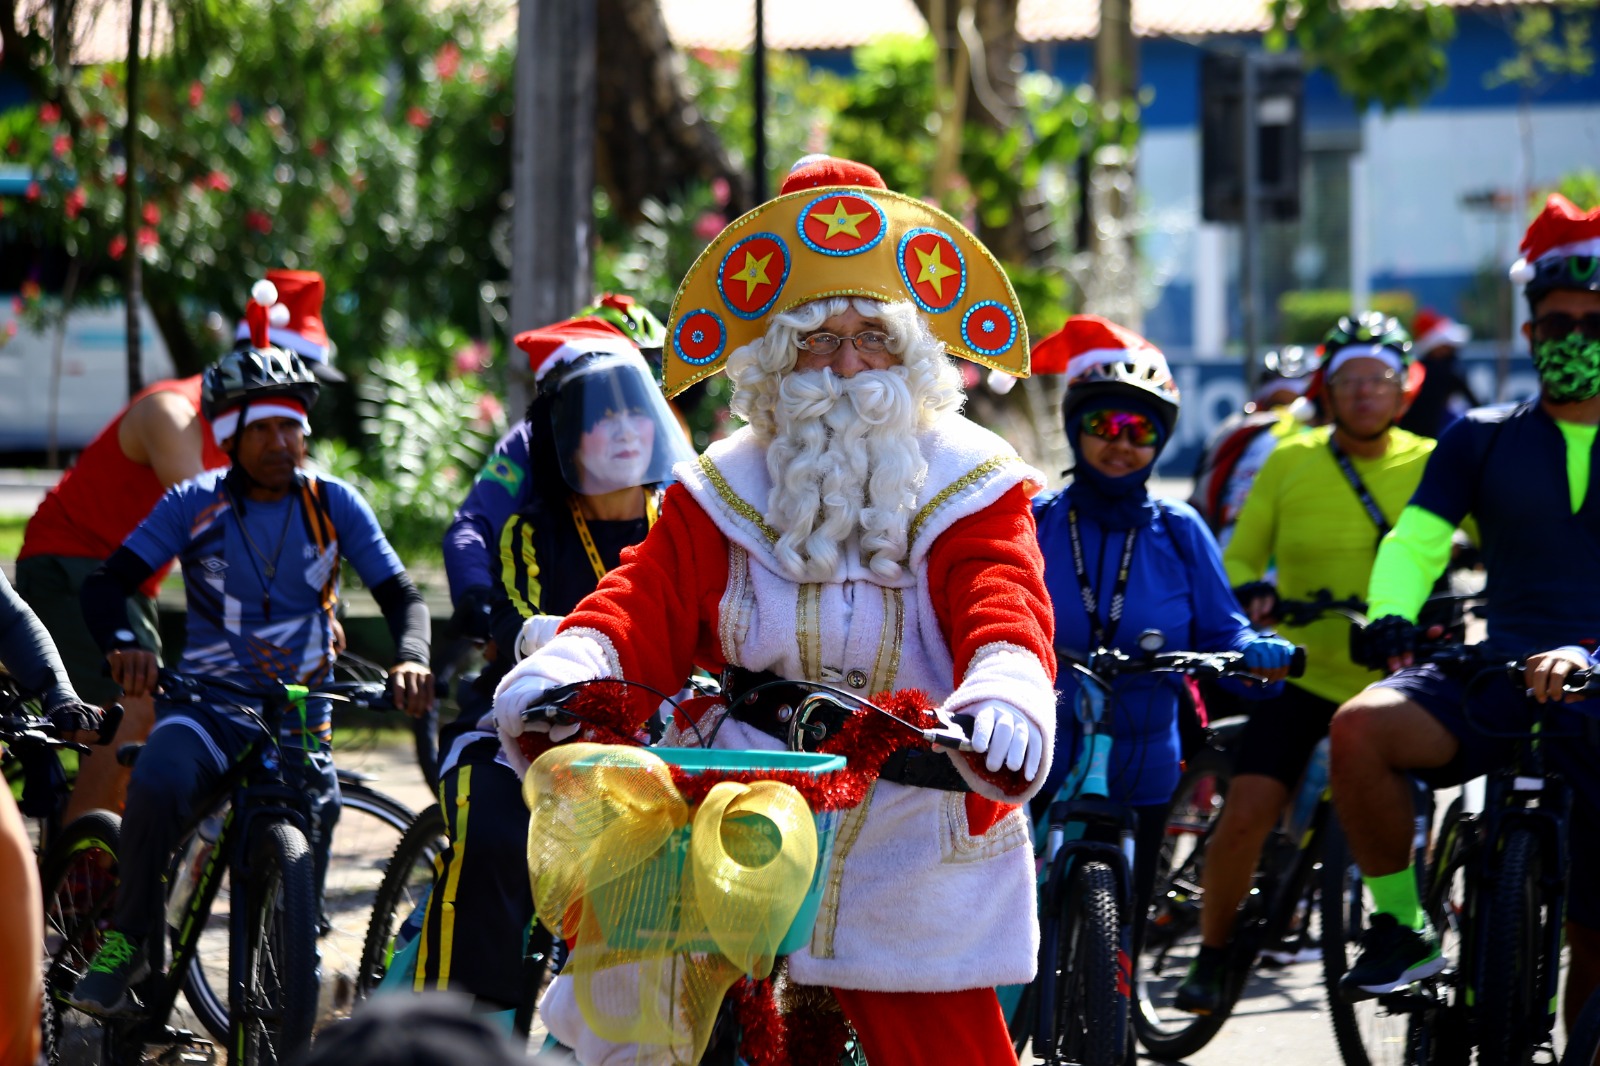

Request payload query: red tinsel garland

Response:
[729,976,786,1066]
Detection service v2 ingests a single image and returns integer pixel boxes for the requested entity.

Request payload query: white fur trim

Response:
[492,628,620,774]
[1325,344,1401,378]
[1065,347,1139,380]
[210,401,310,443]
[532,336,639,382]
[1415,321,1470,356]
[1534,237,1600,264]
[939,642,1057,803]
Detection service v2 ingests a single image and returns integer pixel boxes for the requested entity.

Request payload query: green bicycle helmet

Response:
[578,293,666,355]
[1321,312,1414,366]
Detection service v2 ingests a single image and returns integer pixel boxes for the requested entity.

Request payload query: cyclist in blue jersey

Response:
[68,282,434,1015]
[1329,194,1600,1027]
[1030,315,1294,951]
[417,314,689,1014]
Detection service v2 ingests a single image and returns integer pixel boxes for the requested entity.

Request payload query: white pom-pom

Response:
[1288,395,1316,423]
[1509,257,1535,284]
[251,279,279,306]
[987,368,1018,395]
[268,303,291,328]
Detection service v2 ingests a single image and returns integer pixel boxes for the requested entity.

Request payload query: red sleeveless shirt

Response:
[19,376,228,598]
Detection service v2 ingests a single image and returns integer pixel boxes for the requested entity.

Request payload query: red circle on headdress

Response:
[717,234,790,318]
[900,230,966,314]
[799,194,886,256]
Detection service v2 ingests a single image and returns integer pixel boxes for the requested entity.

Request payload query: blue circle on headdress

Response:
[961,301,1019,355]
[674,309,728,366]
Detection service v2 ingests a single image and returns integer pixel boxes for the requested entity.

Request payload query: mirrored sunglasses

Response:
[1081,410,1160,447]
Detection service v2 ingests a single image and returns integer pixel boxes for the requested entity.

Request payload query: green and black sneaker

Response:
[1173,946,1227,1015]
[1337,913,1445,1001]
[68,930,148,1017]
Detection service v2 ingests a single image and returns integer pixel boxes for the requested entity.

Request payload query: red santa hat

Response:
[1510,193,1600,284]
[514,317,640,382]
[778,155,888,195]
[234,269,340,381]
[989,314,1162,394]
[1411,308,1470,357]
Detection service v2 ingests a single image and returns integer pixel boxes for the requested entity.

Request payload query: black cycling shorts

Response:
[1231,681,1339,789]
[1377,663,1600,930]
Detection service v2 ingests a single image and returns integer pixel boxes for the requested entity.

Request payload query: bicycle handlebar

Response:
[156,668,397,713]
[1080,646,1307,683]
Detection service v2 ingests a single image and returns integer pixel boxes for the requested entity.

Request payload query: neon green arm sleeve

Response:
[1222,452,1278,587]
[1367,505,1456,623]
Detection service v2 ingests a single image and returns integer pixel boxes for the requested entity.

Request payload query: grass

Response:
[0,514,27,563]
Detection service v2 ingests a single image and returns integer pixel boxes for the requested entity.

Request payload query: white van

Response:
[0,298,176,453]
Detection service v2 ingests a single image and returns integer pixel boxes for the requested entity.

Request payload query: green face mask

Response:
[1534,333,1600,403]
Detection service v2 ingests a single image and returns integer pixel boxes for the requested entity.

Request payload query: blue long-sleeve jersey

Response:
[1034,492,1265,807]
[444,422,535,605]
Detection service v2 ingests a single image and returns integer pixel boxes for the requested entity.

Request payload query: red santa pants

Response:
[831,986,1018,1065]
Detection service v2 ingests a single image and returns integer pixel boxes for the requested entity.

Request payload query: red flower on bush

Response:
[108,234,127,259]
[189,81,205,108]
[64,188,85,220]
[310,139,328,158]
[24,182,39,203]
[137,226,158,248]
[204,170,232,192]
[406,106,431,129]
[142,202,161,225]
[245,210,273,234]
[39,102,60,124]
[101,70,118,88]
[693,212,726,241]
[52,134,71,158]
[435,42,461,81]
[228,102,244,125]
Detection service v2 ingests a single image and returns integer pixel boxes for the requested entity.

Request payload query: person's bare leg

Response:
[63,694,154,821]
[1565,922,1600,1037]
[1327,687,1457,877]
[1197,774,1290,948]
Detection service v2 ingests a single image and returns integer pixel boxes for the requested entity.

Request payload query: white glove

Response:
[515,614,564,661]
[967,700,1044,780]
[492,672,579,742]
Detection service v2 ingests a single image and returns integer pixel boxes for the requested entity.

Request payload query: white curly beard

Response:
[764,367,931,583]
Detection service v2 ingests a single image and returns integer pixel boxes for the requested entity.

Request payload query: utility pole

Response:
[508,0,597,414]
[752,0,767,201]
[124,0,144,399]
[1086,0,1141,331]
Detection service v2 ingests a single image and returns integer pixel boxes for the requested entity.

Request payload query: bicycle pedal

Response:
[150,1029,217,1065]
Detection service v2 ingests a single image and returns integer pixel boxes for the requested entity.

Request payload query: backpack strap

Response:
[296,473,342,612]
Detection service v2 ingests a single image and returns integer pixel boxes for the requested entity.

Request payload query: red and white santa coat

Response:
[499,412,1057,992]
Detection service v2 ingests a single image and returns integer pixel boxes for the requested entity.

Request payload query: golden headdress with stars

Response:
[663,156,1031,398]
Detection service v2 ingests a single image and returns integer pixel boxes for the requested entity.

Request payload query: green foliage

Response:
[0,0,514,367]
[1277,290,1417,344]
[1267,0,1456,111]
[311,347,507,565]
[1557,169,1600,211]
[1487,0,1595,91]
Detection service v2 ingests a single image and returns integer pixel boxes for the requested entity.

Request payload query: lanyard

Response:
[567,492,660,582]
[1328,437,1391,541]
[1067,506,1139,648]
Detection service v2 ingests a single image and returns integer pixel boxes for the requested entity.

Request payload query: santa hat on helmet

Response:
[1411,309,1470,357]
[989,315,1162,394]
[514,317,641,383]
[1510,194,1600,284]
[234,269,341,382]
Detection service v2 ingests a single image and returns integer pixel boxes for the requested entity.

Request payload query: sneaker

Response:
[1174,949,1227,1015]
[68,930,148,1016]
[1337,914,1447,1001]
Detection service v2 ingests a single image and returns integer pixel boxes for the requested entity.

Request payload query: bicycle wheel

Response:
[356,803,448,998]
[1478,828,1543,1066]
[1133,749,1234,1058]
[236,820,320,1064]
[1049,860,1127,1066]
[39,810,121,1064]
[1405,802,1472,1066]
[184,783,416,1038]
[1321,818,1416,1066]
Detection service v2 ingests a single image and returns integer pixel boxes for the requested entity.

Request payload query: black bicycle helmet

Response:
[202,344,321,424]
[1321,312,1414,366]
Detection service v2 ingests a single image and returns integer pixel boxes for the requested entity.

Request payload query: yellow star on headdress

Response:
[915,241,958,299]
[733,250,774,301]
[810,199,871,240]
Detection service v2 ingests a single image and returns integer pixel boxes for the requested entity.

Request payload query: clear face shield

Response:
[546,350,694,495]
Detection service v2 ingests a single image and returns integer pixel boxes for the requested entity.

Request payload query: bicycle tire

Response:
[1321,817,1416,1066]
[1402,800,1472,1066]
[38,809,121,1065]
[356,802,449,998]
[236,820,320,1064]
[1050,860,1127,1066]
[1562,984,1600,1066]
[184,782,416,1039]
[1478,827,1543,1066]
[1133,749,1234,1058]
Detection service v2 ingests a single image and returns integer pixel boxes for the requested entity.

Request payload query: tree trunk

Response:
[124,0,144,398]
[594,0,750,222]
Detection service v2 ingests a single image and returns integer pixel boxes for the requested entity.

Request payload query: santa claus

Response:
[494,156,1057,1065]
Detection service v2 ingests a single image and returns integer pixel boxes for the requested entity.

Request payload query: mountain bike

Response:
[1007,634,1305,1066]
[42,669,398,1066]
[1376,644,1600,1066]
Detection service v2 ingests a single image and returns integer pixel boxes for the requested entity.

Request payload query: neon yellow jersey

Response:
[1224,425,1435,703]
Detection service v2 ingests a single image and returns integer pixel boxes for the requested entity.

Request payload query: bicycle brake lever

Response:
[924,711,975,752]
